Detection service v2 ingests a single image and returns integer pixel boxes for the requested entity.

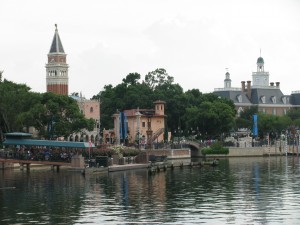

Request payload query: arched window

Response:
[90,107,94,113]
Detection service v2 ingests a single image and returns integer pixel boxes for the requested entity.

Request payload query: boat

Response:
[202,159,219,167]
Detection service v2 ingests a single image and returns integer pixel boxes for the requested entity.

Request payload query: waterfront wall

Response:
[205,146,285,158]
[148,149,191,159]
[134,149,191,163]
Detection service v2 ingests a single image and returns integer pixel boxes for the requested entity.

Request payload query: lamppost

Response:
[135,110,142,150]
[98,95,101,145]
[113,111,120,145]
[285,130,288,156]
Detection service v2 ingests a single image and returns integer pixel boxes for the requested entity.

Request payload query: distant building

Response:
[69,94,101,144]
[110,101,166,146]
[45,25,100,143]
[214,55,300,116]
[46,24,69,95]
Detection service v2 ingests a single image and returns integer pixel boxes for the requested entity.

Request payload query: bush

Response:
[84,145,141,159]
[201,141,229,155]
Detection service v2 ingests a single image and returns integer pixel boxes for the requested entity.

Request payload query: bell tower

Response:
[46,24,69,95]
[224,68,231,89]
[252,50,269,87]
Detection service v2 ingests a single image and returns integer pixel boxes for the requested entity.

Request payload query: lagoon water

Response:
[1,157,300,224]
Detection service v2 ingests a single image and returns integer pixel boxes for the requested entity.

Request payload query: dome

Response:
[225,72,230,75]
[257,57,264,64]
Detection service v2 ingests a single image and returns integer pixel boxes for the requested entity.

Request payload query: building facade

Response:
[214,55,300,116]
[69,94,101,144]
[110,101,166,146]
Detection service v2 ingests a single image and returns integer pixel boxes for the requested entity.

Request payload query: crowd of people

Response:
[1,146,77,162]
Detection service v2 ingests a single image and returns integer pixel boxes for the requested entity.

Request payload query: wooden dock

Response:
[0,158,71,171]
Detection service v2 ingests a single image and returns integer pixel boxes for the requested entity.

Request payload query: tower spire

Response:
[49,24,65,54]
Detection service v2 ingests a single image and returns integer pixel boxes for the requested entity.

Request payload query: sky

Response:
[0,0,300,99]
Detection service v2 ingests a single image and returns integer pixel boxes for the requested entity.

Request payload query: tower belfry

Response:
[252,50,269,87]
[224,68,231,89]
[257,49,264,72]
[46,24,69,95]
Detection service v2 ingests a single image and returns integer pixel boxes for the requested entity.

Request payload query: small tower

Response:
[46,24,69,95]
[252,51,269,87]
[154,100,165,116]
[224,68,231,89]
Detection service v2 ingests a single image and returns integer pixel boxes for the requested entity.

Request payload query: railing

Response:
[147,128,164,144]
[214,87,241,91]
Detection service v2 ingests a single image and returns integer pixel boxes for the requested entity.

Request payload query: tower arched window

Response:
[90,107,94,113]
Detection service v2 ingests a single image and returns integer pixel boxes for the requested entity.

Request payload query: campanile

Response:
[46,24,69,95]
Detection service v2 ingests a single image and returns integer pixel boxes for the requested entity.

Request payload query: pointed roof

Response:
[49,24,65,54]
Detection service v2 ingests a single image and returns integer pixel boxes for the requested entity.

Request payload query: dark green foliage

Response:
[0,79,95,142]
[201,142,229,155]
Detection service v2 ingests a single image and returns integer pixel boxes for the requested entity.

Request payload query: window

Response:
[261,96,266,103]
[90,107,93,113]
[237,95,242,103]
[272,108,276,115]
[271,96,276,104]
[282,96,286,104]
[237,107,244,116]
[142,122,145,127]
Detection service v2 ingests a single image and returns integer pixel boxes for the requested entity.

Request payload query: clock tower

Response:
[252,55,269,87]
[46,24,69,95]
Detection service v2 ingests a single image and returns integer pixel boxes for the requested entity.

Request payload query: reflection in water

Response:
[1,157,300,224]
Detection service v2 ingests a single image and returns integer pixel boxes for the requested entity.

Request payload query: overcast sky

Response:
[1,0,300,99]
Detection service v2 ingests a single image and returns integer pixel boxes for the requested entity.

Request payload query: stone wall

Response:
[148,149,191,159]
[206,146,283,158]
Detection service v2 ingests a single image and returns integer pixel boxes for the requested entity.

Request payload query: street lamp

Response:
[97,93,102,145]
[135,110,142,150]
[177,126,180,144]
[113,110,120,145]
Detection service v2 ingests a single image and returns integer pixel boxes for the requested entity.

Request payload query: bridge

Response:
[0,158,72,171]
[184,140,204,157]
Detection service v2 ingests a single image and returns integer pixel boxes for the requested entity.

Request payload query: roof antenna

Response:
[260,48,261,57]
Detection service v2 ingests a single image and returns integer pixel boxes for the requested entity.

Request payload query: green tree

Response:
[122,73,141,86]
[0,80,38,139]
[144,68,174,90]
[235,106,258,131]
[184,99,235,140]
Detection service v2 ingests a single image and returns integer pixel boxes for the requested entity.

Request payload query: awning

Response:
[3,139,95,148]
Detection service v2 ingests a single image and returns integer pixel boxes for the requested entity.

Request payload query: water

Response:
[1,157,300,224]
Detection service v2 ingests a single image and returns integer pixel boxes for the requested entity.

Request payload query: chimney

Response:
[241,81,245,92]
[247,81,251,99]
[276,82,280,88]
[270,82,274,87]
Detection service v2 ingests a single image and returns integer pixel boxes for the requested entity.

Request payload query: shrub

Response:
[201,141,229,155]
[84,145,141,158]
